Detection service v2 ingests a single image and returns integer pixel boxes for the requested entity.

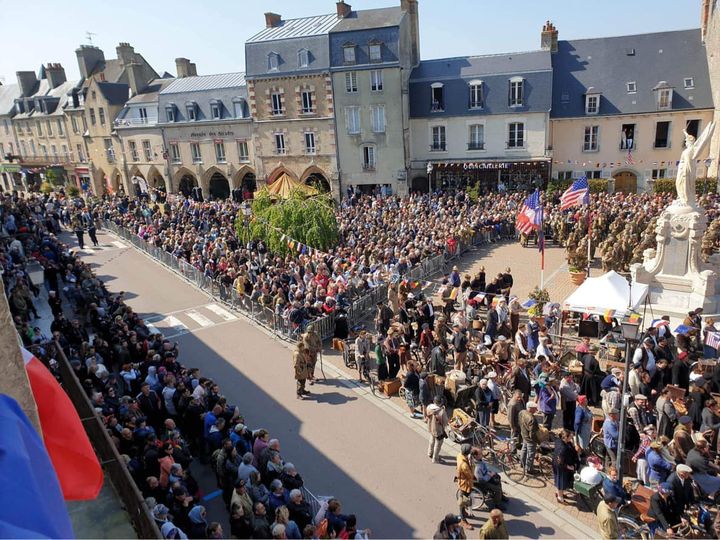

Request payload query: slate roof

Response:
[126,78,176,104]
[160,73,246,94]
[410,50,551,81]
[551,28,712,118]
[0,83,22,116]
[96,81,130,105]
[247,13,339,43]
[330,6,404,32]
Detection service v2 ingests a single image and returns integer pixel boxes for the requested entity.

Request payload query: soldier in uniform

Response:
[702,219,720,262]
[293,342,312,398]
[302,327,323,385]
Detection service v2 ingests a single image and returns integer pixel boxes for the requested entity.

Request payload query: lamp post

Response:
[241,201,252,242]
[616,318,641,482]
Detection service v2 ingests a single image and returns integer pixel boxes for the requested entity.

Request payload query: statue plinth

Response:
[631,203,720,317]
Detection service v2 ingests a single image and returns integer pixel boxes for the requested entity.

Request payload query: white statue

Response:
[675,122,714,208]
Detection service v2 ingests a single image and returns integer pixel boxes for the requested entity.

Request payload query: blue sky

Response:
[0,0,701,83]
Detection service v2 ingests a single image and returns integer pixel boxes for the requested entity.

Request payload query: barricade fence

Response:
[101,219,512,341]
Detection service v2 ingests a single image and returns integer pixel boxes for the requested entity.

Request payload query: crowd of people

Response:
[2,191,364,539]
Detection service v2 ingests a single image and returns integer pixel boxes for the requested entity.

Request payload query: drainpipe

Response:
[329,72,343,201]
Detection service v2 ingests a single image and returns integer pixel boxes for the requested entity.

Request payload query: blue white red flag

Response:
[705,331,720,350]
[516,190,542,235]
[0,394,74,538]
[560,176,589,210]
[651,319,670,328]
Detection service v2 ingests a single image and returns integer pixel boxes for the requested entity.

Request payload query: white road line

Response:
[145,322,160,335]
[111,240,128,249]
[164,315,189,335]
[186,310,214,327]
[205,303,237,321]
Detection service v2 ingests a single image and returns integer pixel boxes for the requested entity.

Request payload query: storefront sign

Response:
[189,131,235,138]
[0,164,21,173]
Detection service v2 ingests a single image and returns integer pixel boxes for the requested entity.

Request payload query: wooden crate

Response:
[592,416,604,433]
[380,378,402,397]
[665,385,686,402]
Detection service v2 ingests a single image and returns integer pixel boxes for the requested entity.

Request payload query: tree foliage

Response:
[653,177,717,196]
[236,190,339,255]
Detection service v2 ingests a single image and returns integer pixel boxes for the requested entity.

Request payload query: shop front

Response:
[74,167,93,194]
[0,164,22,191]
[424,159,550,194]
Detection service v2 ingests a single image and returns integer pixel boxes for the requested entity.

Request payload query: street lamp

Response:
[616,318,641,481]
[241,201,252,241]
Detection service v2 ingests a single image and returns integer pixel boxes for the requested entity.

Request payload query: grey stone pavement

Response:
[68,229,600,539]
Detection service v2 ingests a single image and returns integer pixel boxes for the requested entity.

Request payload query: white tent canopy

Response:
[563,270,648,318]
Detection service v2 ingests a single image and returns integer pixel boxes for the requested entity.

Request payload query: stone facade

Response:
[702,0,720,178]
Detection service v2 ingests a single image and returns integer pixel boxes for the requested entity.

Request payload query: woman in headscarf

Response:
[145,366,162,393]
[187,505,208,539]
[552,429,578,504]
[574,395,593,450]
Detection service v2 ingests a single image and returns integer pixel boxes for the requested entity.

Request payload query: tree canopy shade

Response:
[236,190,339,256]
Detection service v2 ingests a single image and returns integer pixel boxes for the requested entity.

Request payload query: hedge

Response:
[652,177,718,195]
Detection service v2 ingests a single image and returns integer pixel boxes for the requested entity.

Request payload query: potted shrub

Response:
[567,248,588,285]
[527,286,550,322]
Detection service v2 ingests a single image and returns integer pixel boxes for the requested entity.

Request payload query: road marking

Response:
[164,315,189,335]
[145,322,160,335]
[111,240,127,249]
[186,310,214,327]
[205,303,237,321]
[202,489,223,502]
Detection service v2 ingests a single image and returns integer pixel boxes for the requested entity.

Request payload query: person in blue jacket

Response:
[646,441,675,485]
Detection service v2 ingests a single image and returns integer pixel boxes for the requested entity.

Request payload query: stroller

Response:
[447,409,481,444]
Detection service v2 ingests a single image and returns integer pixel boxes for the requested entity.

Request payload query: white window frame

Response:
[430,125,446,151]
[170,143,181,163]
[585,170,602,179]
[51,144,57,158]
[469,80,483,109]
[298,49,309,68]
[684,77,694,89]
[657,88,673,110]
[304,132,316,155]
[468,124,484,150]
[214,141,226,163]
[626,81,637,94]
[585,94,599,115]
[76,143,85,162]
[620,123,635,150]
[343,45,356,64]
[507,122,525,148]
[268,53,279,71]
[652,168,667,179]
[370,70,383,92]
[129,140,139,162]
[237,140,249,162]
[368,43,382,62]
[654,121,671,148]
[583,125,599,152]
[345,71,358,93]
[142,140,152,161]
[345,106,361,134]
[191,142,202,163]
[232,99,246,119]
[558,171,573,181]
[362,145,376,170]
[271,93,284,116]
[301,90,314,114]
[166,106,176,122]
[371,105,385,133]
[57,119,64,136]
[211,102,222,120]
[138,107,147,121]
[274,133,286,155]
[509,77,524,107]
[98,108,106,126]
[47,120,53,136]
[431,82,444,112]
[187,103,197,121]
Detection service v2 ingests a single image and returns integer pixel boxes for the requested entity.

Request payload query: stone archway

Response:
[208,171,230,200]
[174,168,198,197]
[147,166,167,195]
[300,166,330,192]
[267,166,298,185]
[110,169,125,195]
[612,170,638,194]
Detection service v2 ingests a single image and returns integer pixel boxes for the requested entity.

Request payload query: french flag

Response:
[22,347,103,500]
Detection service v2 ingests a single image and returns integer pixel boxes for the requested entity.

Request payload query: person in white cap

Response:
[668,464,696,512]
[519,401,540,474]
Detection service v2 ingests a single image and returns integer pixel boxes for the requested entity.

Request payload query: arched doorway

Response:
[208,172,230,199]
[411,176,429,193]
[240,172,256,199]
[178,174,197,197]
[613,170,637,194]
[304,172,330,192]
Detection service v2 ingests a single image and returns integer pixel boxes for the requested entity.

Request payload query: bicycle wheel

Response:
[617,516,649,540]
[456,487,487,512]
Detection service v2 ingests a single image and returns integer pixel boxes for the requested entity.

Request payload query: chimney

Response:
[116,42,136,65]
[336,1,352,18]
[75,45,105,79]
[45,63,67,89]
[175,58,197,78]
[264,12,282,28]
[540,20,559,53]
[127,63,148,96]
[16,71,38,97]
[400,0,420,66]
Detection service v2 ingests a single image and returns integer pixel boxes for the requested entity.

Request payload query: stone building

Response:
[0,83,22,191]
[245,11,339,195]
[701,0,720,179]
[550,25,714,192]
[157,70,255,199]
[329,0,419,196]
[408,48,553,193]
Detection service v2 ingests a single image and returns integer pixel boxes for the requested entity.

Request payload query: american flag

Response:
[559,176,589,211]
[705,331,720,350]
[516,189,542,235]
[625,150,635,166]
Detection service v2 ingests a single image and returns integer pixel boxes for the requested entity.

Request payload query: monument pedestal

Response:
[631,201,720,318]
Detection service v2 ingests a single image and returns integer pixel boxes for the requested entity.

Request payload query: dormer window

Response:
[654,81,673,110]
[186,102,197,121]
[508,77,524,107]
[165,104,176,122]
[684,77,695,89]
[585,88,600,115]
[268,52,279,71]
[210,100,222,120]
[232,97,247,118]
[298,49,309,68]
[431,82,444,112]
[368,41,382,62]
[343,44,356,64]
[468,80,483,109]
[627,81,637,94]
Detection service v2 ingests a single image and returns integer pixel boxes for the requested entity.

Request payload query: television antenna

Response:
[85,31,97,45]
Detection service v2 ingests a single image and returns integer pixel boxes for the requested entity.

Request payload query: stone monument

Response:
[631,122,720,317]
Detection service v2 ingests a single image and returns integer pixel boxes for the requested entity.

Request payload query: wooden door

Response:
[613,171,637,193]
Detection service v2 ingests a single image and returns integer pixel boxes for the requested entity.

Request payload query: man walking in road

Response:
[293,342,311,399]
[596,494,620,540]
[455,444,475,530]
[426,396,448,463]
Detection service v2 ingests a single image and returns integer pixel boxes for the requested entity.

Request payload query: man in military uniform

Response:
[302,327,323,385]
[293,342,312,398]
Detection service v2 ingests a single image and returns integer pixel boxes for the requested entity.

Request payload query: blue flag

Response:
[0,395,74,539]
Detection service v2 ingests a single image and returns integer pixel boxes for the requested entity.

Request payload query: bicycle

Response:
[359,358,378,397]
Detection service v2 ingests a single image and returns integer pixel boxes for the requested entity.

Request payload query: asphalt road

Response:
[77,231,593,539]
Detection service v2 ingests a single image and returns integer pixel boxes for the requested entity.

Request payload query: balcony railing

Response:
[114,117,152,127]
[430,101,444,112]
[467,142,485,150]
[620,140,635,150]
[20,154,74,165]
[274,148,287,155]
[362,163,376,171]
[429,143,446,152]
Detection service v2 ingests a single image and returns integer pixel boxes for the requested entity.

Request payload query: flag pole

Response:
[540,192,545,289]
[586,206,592,278]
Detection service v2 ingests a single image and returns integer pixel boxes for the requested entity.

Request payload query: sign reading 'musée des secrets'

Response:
[189,131,235,138]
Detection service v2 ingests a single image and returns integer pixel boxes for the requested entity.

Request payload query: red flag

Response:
[22,347,103,500]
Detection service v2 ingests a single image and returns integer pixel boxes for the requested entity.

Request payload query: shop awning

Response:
[263,173,318,199]
[563,270,648,319]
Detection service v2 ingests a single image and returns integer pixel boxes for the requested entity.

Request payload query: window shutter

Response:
[508,81,512,107]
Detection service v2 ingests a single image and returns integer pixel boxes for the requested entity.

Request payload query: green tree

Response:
[236,190,339,255]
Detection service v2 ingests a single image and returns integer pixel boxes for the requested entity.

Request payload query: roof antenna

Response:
[85,31,97,45]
